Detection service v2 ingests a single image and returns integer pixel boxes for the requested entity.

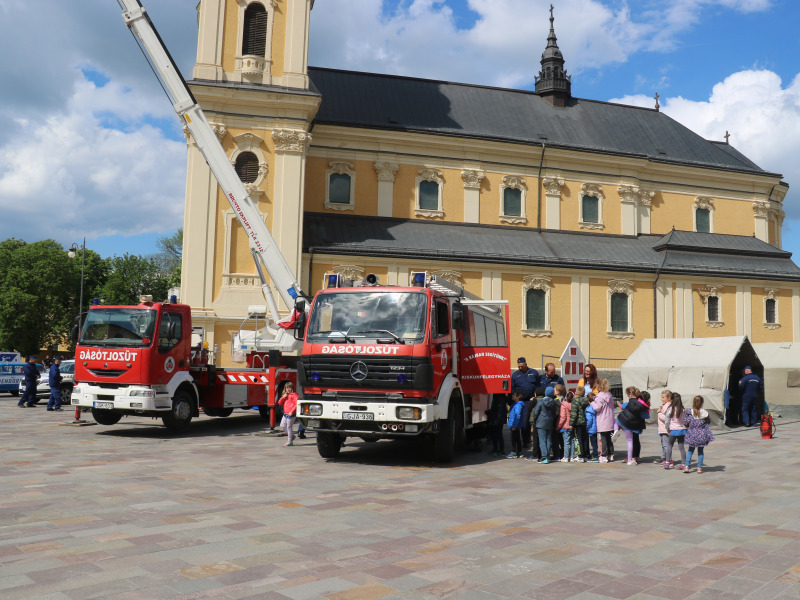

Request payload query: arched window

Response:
[234,151,259,183]
[526,289,546,331]
[242,3,267,56]
[765,298,776,324]
[607,279,634,338]
[707,296,719,322]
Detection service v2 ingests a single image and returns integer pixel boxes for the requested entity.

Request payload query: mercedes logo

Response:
[350,361,368,381]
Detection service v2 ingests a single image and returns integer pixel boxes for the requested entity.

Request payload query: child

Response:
[550,386,564,460]
[616,390,651,465]
[506,392,525,458]
[655,390,672,465]
[525,390,542,461]
[557,386,575,461]
[585,394,599,461]
[533,387,557,463]
[486,394,507,456]
[590,378,616,463]
[570,386,591,463]
[684,395,715,473]
[664,392,687,470]
[278,382,299,446]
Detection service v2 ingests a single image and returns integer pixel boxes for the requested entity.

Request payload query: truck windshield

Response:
[79,308,158,348]
[307,291,428,344]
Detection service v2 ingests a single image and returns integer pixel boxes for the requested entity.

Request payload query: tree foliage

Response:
[98,253,171,306]
[152,228,182,288]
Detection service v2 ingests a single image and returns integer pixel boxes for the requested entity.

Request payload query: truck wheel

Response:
[203,407,233,417]
[434,406,456,463]
[91,408,122,426]
[258,404,283,423]
[317,431,343,459]
[162,391,193,431]
[60,385,72,405]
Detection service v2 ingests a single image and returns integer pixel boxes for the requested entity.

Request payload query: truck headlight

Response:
[302,403,323,416]
[129,390,154,398]
[396,407,421,420]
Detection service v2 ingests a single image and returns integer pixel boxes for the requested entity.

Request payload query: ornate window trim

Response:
[697,285,724,327]
[521,275,552,337]
[431,270,462,286]
[764,288,781,329]
[500,175,528,224]
[221,208,268,286]
[235,0,277,85]
[324,161,356,211]
[607,279,634,338]
[415,168,444,218]
[230,133,268,199]
[579,183,604,230]
[694,196,715,233]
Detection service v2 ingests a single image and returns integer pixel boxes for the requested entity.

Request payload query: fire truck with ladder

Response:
[73,0,511,462]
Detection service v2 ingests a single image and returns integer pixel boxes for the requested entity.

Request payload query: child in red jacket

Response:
[278,382,299,446]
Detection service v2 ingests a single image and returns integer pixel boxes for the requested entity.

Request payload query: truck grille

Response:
[88,369,126,378]
[301,356,432,390]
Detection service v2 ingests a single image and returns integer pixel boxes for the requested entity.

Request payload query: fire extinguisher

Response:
[760,411,776,439]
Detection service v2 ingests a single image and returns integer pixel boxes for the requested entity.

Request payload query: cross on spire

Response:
[654,92,660,111]
[724,130,730,144]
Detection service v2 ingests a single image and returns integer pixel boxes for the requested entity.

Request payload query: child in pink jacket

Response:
[590,378,616,462]
[556,386,575,462]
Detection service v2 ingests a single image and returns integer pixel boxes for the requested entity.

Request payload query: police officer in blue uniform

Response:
[17,355,40,407]
[538,362,565,388]
[46,356,64,411]
[511,357,539,449]
[738,365,763,427]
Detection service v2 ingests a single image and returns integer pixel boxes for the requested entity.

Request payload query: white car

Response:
[19,360,74,404]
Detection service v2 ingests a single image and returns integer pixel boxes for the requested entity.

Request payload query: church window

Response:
[325,161,356,211]
[763,289,780,329]
[500,175,527,224]
[695,208,710,233]
[242,3,268,56]
[503,188,522,217]
[607,279,634,338]
[610,293,628,332]
[579,183,604,230]
[707,296,719,322]
[419,181,438,210]
[329,174,350,204]
[415,168,444,217]
[765,298,776,324]
[582,196,599,223]
[521,275,551,337]
[526,289,546,330]
[234,151,259,183]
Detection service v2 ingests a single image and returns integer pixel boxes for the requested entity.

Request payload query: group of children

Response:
[490,382,715,473]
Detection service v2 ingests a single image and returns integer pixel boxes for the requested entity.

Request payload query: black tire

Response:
[10,390,18,397]
[203,407,233,417]
[317,431,343,458]
[162,391,193,431]
[91,408,122,426]
[60,385,72,405]
[434,405,457,463]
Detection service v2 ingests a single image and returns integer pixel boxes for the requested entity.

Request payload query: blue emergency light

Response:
[327,273,339,289]
[411,272,426,287]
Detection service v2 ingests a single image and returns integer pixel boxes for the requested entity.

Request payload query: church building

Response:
[180,0,797,366]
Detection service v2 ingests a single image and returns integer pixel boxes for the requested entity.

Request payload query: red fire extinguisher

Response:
[760,411,776,439]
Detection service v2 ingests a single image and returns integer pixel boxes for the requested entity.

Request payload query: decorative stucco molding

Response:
[271,129,311,153]
[461,169,485,189]
[373,161,399,182]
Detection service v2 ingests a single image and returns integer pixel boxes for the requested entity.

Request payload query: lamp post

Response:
[68,238,86,335]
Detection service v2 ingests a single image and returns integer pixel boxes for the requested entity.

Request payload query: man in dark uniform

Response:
[511,357,539,449]
[17,355,40,407]
[739,365,763,427]
[46,356,64,411]
[538,362,565,388]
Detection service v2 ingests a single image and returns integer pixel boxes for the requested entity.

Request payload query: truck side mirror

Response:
[293,311,306,341]
[166,320,177,341]
[294,300,306,313]
[452,303,464,330]
[70,316,81,344]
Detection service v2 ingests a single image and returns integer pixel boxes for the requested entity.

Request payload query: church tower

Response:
[181,0,320,348]
[534,4,571,106]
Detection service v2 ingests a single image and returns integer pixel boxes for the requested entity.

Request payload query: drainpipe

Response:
[536,142,546,231]
[653,250,667,338]
[307,247,315,295]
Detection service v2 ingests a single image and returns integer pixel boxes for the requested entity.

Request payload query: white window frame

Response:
[764,288,781,329]
[521,275,552,337]
[579,183,604,230]
[500,175,527,224]
[230,133,267,200]
[607,279,634,338]
[699,285,724,327]
[234,0,277,85]
[415,168,444,218]
[693,196,715,233]
[324,161,356,211]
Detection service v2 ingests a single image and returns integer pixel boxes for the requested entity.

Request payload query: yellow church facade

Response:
[180,0,797,367]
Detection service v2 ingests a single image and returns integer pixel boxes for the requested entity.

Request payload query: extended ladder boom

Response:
[118,0,304,317]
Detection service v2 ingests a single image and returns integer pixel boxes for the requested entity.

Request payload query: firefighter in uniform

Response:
[738,366,763,427]
[511,357,539,449]
[17,355,40,407]
[46,356,64,411]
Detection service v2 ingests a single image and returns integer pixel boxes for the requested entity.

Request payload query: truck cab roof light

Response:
[410,271,427,287]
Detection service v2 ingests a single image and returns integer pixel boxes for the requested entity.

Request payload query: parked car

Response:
[0,362,26,396]
[18,361,73,404]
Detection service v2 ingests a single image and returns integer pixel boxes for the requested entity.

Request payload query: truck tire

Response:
[434,406,456,463]
[60,385,72,405]
[317,431,343,459]
[162,391,193,431]
[203,407,233,417]
[91,408,122,426]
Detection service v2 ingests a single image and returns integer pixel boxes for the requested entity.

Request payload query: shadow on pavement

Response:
[93,412,272,439]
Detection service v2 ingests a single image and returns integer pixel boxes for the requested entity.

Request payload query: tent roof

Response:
[622,336,758,370]
[752,342,800,368]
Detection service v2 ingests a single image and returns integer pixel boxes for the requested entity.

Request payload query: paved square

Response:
[2,398,800,599]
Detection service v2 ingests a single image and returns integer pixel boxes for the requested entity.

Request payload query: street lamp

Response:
[68,238,86,337]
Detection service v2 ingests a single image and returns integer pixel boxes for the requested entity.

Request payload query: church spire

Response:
[535,4,571,106]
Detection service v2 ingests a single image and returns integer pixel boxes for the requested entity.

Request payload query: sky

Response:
[0,0,798,261]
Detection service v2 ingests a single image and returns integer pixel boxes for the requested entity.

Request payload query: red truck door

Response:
[458,304,511,395]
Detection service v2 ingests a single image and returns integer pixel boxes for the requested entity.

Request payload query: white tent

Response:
[620,336,762,425]
[752,342,800,407]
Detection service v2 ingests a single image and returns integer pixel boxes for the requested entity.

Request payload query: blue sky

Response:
[0,0,798,261]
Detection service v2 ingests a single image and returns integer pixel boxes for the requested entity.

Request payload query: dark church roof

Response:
[308,67,774,177]
[304,212,800,282]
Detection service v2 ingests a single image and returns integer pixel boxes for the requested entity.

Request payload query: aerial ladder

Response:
[117,0,305,353]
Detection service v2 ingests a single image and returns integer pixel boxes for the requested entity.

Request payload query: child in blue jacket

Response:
[585,394,599,462]
[506,392,525,458]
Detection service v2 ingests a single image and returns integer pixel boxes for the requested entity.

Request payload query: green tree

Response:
[99,254,171,306]
[0,239,76,355]
[152,228,182,288]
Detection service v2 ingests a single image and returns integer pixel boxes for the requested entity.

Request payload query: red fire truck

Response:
[296,274,511,462]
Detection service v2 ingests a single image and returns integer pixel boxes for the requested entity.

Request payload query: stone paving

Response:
[2,396,800,600]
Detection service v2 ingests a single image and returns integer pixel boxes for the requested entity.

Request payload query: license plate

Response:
[342,411,374,421]
[93,401,114,410]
